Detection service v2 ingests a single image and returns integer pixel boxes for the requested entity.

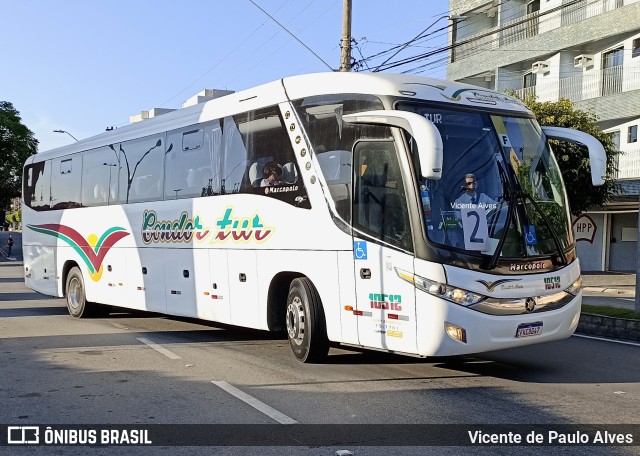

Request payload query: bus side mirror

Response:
[541,126,606,186]
[342,110,443,180]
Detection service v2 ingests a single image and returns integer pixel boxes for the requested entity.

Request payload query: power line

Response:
[248,0,334,71]
[372,15,452,72]
[370,0,588,73]
[155,0,295,108]
[225,0,340,86]
[358,0,596,74]
[354,0,520,70]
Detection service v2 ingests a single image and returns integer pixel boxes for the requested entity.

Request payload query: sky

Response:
[2,0,451,153]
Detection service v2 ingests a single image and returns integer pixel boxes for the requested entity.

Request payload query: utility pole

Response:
[339,0,352,72]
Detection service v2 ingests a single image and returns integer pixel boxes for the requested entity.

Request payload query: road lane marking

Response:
[212,381,298,424]
[573,334,640,347]
[136,337,182,359]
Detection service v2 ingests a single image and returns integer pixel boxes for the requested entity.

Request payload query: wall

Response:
[609,212,638,271]
[605,117,640,179]
[574,213,604,271]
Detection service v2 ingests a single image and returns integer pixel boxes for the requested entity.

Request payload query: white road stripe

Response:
[136,337,182,359]
[212,381,298,424]
[573,334,640,347]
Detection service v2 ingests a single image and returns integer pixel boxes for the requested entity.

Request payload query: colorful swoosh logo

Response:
[27,224,130,281]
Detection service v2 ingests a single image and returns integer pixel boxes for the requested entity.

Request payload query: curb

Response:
[576,313,639,342]
[581,287,635,296]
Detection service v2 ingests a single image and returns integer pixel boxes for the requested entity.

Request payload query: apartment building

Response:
[447,0,640,271]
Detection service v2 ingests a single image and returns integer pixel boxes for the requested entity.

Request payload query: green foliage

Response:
[582,304,640,320]
[511,95,619,215]
[515,157,571,250]
[0,101,38,210]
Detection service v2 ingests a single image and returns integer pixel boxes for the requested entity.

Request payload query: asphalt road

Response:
[1,262,639,456]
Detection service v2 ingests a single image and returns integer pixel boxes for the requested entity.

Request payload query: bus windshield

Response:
[397,103,572,260]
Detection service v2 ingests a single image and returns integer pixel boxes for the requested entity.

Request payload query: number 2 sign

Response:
[461,207,489,251]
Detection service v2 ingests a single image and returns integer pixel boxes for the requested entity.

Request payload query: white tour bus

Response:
[22,72,606,362]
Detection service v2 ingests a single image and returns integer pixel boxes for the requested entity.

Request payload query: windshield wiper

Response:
[484,195,515,270]
[484,189,568,270]
[484,158,512,270]
[520,191,568,265]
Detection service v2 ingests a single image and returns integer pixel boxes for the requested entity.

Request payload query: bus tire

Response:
[286,277,329,363]
[65,267,110,318]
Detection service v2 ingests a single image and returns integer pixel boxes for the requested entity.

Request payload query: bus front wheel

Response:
[286,278,329,363]
[65,267,110,318]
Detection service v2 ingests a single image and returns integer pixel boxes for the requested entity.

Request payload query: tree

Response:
[516,96,619,216]
[0,101,38,210]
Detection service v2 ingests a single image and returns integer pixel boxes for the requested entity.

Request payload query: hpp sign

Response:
[572,214,597,243]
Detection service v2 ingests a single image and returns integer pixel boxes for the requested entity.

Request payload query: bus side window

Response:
[117,135,164,204]
[24,161,51,211]
[50,155,82,210]
[165,123,220,199]
[81,147,118,206]
[230,106,309,207]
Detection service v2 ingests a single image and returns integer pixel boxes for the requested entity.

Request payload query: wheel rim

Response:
[286,296,305,346]
[68,277,83,311]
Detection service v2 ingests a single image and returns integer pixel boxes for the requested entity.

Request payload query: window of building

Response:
[523,71,537,88]
[633,38,640,58]
[628,125,638,144]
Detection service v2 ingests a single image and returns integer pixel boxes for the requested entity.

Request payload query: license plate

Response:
[515,322,543,338]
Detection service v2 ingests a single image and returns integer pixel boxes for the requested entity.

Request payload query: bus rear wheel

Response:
[285,278,329,363]
[65,267,110,318]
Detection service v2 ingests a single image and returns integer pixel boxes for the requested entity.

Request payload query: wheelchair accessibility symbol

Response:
[525,225,538,245]
[354,241,368,260]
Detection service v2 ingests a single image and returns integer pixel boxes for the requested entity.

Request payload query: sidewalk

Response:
[581,271,636,298]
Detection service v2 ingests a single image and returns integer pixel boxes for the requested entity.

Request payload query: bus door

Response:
[351,140,418,354]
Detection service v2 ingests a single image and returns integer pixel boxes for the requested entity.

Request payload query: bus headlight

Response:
[565,277,582,296]
[396,269,485,307]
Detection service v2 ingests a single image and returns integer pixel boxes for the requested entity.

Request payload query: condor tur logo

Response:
[476,278,520,292]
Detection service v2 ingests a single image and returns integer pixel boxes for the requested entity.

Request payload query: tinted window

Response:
[292,94,388,222]
[165,122,221,199]
[50,155,82,209]
[24,161,51,211]
[228,106,309,207]
[112,135,164,204]
[82,147,119,206]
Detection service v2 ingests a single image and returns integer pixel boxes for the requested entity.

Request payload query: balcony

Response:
[452,0,640,62]
[617,147,640,179]
[513,59,640,103]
